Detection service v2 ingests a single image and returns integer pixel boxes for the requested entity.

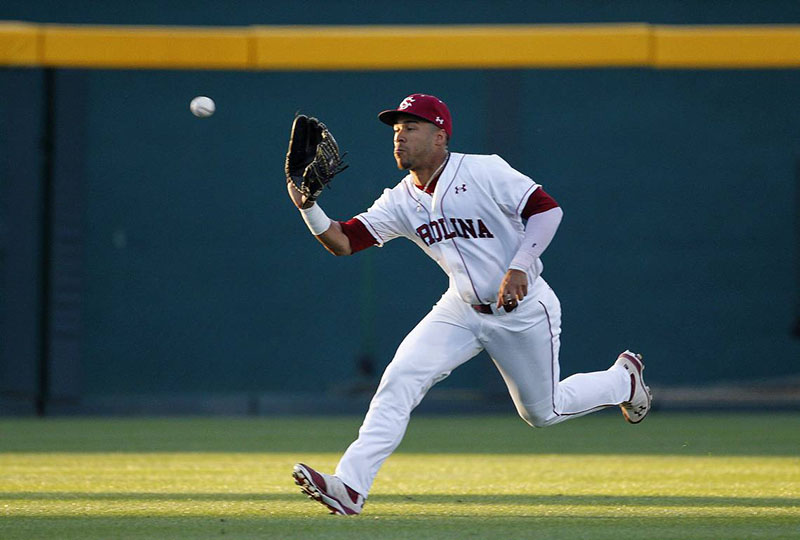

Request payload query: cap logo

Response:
[398,96,416,110]
[435,116,444,124]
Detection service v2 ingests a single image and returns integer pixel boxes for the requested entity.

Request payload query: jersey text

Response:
[416,218,494,246]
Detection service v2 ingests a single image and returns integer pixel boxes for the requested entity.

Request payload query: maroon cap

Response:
[378,94,452,137]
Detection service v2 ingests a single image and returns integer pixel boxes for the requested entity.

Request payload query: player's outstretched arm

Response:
[314,220,352,256]
[287,178,352,256]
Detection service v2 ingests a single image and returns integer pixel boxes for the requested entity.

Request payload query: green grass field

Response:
[1,412,798,539]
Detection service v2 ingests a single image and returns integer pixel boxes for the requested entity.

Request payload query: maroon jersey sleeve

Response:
[520,188,559,219]
[339,218,379,254]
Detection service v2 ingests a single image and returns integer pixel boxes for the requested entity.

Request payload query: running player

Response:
[287,93,652,515]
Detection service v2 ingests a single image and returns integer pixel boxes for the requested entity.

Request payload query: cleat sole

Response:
[292,465,347,516]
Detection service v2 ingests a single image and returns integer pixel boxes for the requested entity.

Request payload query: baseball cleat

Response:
[614,350,652,424]
[292,463,365,515]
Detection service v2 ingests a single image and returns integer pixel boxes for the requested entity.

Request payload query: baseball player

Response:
[285,94,652,516]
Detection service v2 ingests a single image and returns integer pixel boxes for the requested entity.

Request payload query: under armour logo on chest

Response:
[454,184,467,194]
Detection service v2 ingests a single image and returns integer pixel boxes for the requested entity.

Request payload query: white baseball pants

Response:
[335,277,630,496]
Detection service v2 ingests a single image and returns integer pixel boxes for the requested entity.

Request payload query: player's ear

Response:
[436,128,448,147]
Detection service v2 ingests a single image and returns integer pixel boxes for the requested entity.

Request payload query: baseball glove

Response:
[285,115,348,203]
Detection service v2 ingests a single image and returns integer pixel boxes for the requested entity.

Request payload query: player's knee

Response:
[518,408,557,429]
[372,364,423,410]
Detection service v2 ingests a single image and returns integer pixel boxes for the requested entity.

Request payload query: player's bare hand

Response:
[287,178,315,209]
[497,269,528,312]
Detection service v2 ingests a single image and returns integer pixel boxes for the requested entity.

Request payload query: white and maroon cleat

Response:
[614,350,652,424]
[292,463,365,515]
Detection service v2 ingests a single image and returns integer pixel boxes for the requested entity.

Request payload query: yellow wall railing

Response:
[2,22,800,69]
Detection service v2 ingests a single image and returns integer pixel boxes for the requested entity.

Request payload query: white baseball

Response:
[190,96,215,118]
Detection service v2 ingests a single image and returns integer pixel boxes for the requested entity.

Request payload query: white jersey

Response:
[355,152,544,305]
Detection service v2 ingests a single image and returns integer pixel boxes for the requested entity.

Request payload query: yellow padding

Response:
[1,23,800,69]
[654,26,800,68]
[42,25,251,69]
[0,22,40,65]
[252,24,651,69]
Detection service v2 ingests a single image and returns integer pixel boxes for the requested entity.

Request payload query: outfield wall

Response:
[1,2,799,414]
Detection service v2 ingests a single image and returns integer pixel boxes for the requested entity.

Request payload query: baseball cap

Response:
[378,93,452,137]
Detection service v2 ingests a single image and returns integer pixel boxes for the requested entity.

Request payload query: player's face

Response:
[392,118,440,170]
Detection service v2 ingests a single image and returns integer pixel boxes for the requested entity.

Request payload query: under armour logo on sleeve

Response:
[455,184,467,194]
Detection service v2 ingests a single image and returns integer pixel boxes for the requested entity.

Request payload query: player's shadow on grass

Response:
[2,492,798,508]
[373,493,800,508]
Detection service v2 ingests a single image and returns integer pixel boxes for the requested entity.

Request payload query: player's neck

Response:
[411,150,449,190]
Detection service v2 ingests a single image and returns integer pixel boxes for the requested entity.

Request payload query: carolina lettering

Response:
[477,219,494,238]
[458,218,476,238]
[416,223,433,246]
[416,218,493,246]
[439,218,457,240]
[430,220,443,242]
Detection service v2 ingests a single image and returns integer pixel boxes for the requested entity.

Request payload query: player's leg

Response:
[486,281,631,428]
[334,292,482,497]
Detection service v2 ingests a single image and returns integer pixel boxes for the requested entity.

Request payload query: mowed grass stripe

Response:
[1,413,798,455]
[1,454,796,513]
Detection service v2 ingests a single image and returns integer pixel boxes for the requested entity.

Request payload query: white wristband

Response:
[299,203,332,236]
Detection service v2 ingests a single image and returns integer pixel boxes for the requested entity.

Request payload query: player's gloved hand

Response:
[287,177,313,209]
[285,114,348,208]
[497,269,528,312]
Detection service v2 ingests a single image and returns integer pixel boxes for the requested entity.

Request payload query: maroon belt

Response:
[471,304,493,315]
[472,303,517,314]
